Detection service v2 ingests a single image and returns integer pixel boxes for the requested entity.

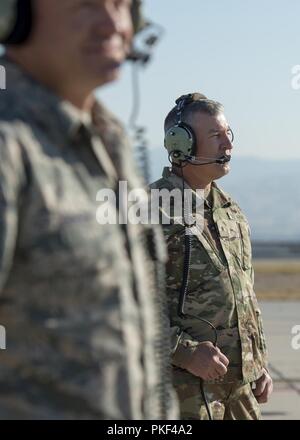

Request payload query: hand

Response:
[253,368,273,403]
[186,341,229,381]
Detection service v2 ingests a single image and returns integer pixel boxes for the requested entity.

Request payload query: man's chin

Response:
[102,65,122,82]
[213,164,231,180]
[223,163,231,174]
[89,62,123,87]
[84,44,130,81]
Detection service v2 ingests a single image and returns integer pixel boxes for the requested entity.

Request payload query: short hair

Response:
[164,93,224,133]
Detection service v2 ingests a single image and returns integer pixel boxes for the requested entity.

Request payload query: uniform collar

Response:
[161,166,232,212]
[210,182,232,211]
[0,55,97,143]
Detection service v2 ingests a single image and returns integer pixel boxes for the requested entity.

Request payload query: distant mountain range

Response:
[141,148,300,242]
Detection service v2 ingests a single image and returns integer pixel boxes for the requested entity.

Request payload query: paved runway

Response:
[259,301,300,420]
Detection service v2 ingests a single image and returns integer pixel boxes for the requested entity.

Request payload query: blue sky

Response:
[99,0,300,160]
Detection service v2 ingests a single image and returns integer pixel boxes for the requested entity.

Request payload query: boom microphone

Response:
[215,154,232,164]
[187,154,232,166]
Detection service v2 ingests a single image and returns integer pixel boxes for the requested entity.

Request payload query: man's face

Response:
[30,0,133,88]
[189,111,233,182]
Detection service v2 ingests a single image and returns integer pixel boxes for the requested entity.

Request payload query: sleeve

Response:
[170,326,200,369]
[249,259,268,362]
[247,228,269,368]
[255,305,269,368]
[0,129,26,292]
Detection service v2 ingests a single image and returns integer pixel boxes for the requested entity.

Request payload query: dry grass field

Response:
[254,259,300,301]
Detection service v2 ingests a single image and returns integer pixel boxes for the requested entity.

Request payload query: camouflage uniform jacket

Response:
[150,167,268,386]
[0,56,178,420]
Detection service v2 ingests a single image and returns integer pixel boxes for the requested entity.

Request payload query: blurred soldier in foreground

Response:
[150,93,273,420]
[0,0,178,419]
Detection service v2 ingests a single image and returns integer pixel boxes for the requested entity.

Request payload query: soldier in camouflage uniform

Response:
[150,94,273,420]
[0,0,178,419]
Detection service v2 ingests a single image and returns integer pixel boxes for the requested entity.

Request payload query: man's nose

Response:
[222,134,233,151]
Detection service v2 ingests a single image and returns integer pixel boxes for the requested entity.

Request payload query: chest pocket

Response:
[216,217,252,270]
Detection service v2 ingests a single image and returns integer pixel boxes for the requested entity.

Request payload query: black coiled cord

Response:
[129,63,152,184]
[128,47,174,418]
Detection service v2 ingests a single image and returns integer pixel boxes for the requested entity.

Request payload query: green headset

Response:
[165,93,235,168]
[0,0,32,45]
[164,92,208,165]
[0,0,146,45]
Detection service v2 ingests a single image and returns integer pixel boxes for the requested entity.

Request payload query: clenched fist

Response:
[186,341,229,381]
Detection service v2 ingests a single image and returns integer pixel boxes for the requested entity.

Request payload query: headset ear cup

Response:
[131,0,147,35]
[164,124,196,164]
[1,0,32,45]
[0,0,17,42]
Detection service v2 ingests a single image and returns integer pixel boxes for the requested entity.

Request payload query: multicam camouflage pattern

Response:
[0,56,178,420]
[175,380,261,420]
[0,0,17,41]
[150,167,268,417]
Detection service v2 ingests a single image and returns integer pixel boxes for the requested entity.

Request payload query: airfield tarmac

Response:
[259,301,300,420]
